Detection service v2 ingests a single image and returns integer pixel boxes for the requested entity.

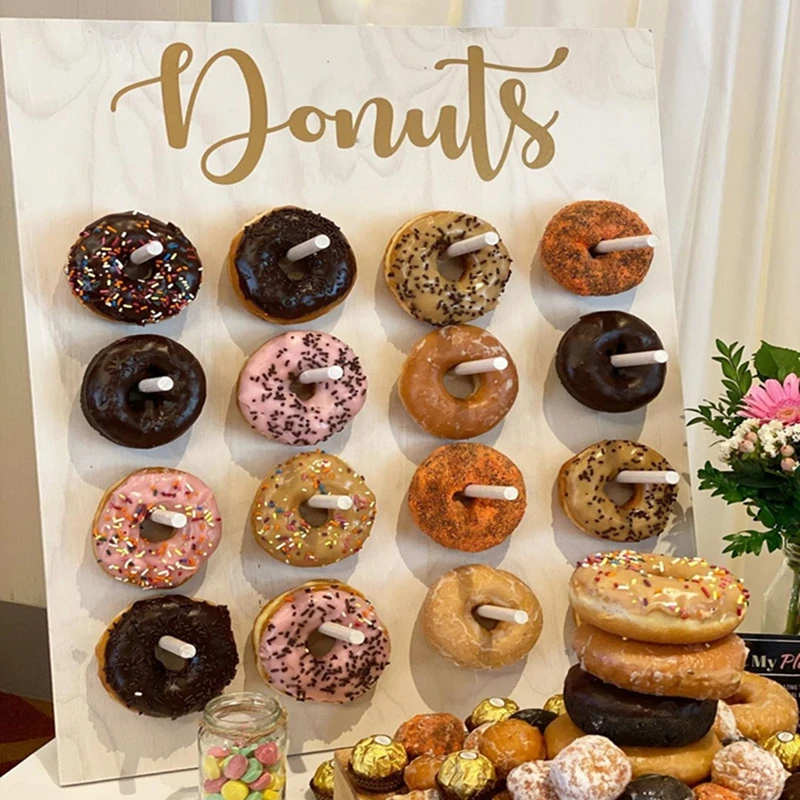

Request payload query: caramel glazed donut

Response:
[383,211,512,326]
[422,564,543,669]
[559,439,678,542]
[399,324,518,440]
[570,551,750,645]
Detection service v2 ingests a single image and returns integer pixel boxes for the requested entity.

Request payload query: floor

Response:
[0,692,54,776]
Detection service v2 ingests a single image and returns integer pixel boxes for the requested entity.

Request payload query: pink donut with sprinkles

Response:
[92,467,222,590]
[252,580,391,703]
[237,331,367,446]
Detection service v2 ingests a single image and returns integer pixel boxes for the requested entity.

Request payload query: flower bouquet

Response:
[689,341,800,632]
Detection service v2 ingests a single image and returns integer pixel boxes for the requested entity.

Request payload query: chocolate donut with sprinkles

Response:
[383,210,512,326]
[237,330,367,446]
[66,211,201,325]
[252,580,390,703]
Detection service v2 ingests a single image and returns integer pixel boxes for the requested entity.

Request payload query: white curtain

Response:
[212,0,800,626]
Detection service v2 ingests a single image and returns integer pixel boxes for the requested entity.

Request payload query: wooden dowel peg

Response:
[130,240,164,265]
[150,509,188,528]
[446,231,499,258]
[318,622,365,645]
[158,636,196,659]
[609,350,668,368]
[297,365,344,384]
[615,470,680,485]
[592,234,660,255]
[285,234,330,262]
[138,376,174,393]
[307,494,353,511]
[452,357,508,376]
[463,484,519,501]
[476,605,529,625]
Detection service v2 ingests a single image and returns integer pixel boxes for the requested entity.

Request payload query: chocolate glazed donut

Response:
[97,595,238,718]
[564,666,717,748]
[81,335,206,448]
[556,311,666,412]
[229,206,356,323]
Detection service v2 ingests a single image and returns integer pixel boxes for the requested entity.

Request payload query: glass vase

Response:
[763,541,800,635]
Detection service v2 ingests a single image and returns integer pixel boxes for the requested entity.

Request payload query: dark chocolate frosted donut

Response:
[510,708,558,733]
[81,335,206,448]
[97,595,238,718]
[228,206,356,323]
[564,666,717,748]
[556,311,667,412]
[66,211,202,324]
[618,774,693,800]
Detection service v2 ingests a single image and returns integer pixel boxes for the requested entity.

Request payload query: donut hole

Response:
[306,628,337,658]
[442,369,478,400]
[128,369,172,407]
[298,501,329,527]
[139,517,179,544]
[471,606,498,631]
[604,478,636,507]
[153,643,190,672]
[288,378,316,402]
[436,253,466,281]
[277,254,309,282]
[123,258,155,281]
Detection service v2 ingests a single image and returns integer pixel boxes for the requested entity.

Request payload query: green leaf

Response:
[754,341,800,381]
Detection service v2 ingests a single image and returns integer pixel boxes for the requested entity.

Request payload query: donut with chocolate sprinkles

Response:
[383,210,512,326]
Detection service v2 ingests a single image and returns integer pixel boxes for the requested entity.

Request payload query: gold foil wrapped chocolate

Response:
[763,730,800,772]
[468,697,519,727]
[543,694,566,715]
[437,751,496,800]
[350,734,408,779]
[310,759,335,799]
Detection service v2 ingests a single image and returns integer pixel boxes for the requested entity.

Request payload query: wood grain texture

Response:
[0,20,692,785]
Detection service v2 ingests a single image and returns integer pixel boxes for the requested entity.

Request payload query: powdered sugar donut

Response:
[711,741,788,800]
[507,761,558,800]
[92,467,222,589]
[549,735,631,800]
[237,331,367,446]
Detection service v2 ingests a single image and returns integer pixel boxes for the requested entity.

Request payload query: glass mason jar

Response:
[763,540,800,635]
[198,692,288,800]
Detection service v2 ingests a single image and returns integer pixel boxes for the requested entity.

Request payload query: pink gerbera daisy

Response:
[740,373,800,423]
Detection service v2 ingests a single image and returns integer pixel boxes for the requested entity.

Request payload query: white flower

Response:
[719,418,762,463]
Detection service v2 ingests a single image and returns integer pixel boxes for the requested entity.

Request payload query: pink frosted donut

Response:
[252,580,391,703]
[237,330,367,446]
[92,467,222,590]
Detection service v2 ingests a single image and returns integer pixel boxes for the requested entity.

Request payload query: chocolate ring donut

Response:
[618,774,694,800]
[564,666,717,748]
[96,595,238,718]
[66,211,202,325]
[556,311,667,412]
[509,708,559,734]
[228,206,356,323]
[81,335,206,448]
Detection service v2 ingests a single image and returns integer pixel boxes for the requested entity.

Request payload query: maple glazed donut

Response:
[399,324,518,439]
[252,580,390,703]
[409,443,526,552]
[540,200,654,296]
[92,467,222,590]
[558,439,678,542]
[422,564,543,669]
[228,206,356,323]
[570,551,750,645]
[66,211,202,324]
[383,210,512,326]
[237,330,367,446]
[724,672,799,743]
[251,450,376,567]
[573,623,747,699]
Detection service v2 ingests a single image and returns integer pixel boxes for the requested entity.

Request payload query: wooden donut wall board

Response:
[0,20,695,786]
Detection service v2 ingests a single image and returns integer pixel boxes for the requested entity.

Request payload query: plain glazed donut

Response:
[399,325,518,439]
[228,206,356,323]
[409,443,526,552]
[570,551,750,645]
[92,467,222,590]
[556,311,667,413]
[558,440,678,542]
[251,450,376,568]
[81,334,206,449]
[96,594,238,718]
[237,330,367,446]
[724,673,799,743]
[383,210,512,326]
[252,580,390,703]
[540,200,654,296]
[66,211,202,324]
[573,623,747,699]
[545,714,721,787]
[422,564,543,669]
